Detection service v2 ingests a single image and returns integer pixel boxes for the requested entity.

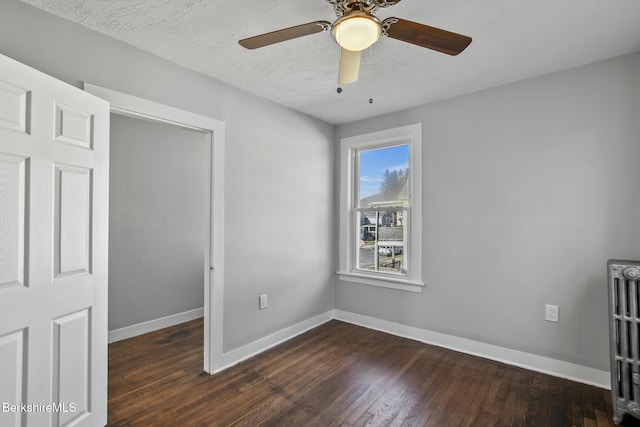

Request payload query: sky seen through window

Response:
[358,144,409,199]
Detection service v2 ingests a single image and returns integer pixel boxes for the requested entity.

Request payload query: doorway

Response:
[108,114,208,339]
[84,83,225,373]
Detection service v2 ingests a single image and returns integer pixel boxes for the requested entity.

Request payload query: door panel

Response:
[54,102,94,149]
[0,153,27,290]
[52,309,91,427]
[54,164,92,278]
[0,329,26,427]
[0,53,108,427]
[0,79,30,133]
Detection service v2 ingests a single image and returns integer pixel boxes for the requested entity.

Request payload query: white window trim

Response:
[337,123,424,293]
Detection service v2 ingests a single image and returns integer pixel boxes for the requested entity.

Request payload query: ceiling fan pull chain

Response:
[369,46,374,104]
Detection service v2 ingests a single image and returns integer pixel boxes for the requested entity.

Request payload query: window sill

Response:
[336,271,424,293]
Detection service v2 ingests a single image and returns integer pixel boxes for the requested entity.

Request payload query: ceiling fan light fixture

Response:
[332,12,381,52]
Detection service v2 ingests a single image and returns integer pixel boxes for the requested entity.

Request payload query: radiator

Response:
[609,260,640,424]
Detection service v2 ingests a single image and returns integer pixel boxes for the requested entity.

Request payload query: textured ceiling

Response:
[22,0,640,125]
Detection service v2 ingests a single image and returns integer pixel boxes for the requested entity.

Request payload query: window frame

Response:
[337,123,424,292]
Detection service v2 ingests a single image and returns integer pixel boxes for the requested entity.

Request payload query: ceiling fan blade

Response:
[239,21,331,49]
[338,48,362,85]
[382,18,472,55]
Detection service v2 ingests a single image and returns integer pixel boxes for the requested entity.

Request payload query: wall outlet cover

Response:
[545,304,559,323]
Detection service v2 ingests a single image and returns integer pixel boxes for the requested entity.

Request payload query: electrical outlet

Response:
[259,294,268,310]
[545,304,559,323]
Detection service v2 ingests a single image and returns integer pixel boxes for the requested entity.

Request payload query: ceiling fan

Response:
[239,0,472,85]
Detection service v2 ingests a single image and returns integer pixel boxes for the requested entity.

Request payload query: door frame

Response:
[84,83,225,373]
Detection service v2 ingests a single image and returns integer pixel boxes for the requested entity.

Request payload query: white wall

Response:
[109,114,208,331]
[0,1,335,353]
[335,51,640,371]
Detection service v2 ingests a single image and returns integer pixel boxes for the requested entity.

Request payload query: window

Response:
[338,123,423,292]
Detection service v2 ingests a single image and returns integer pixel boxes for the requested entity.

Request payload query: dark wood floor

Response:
[108,319,640,426]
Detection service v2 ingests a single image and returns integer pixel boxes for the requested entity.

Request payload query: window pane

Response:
[357,211,377,272]
[357,210,406,274]
[358,144,409,208]
[377,210,406,274]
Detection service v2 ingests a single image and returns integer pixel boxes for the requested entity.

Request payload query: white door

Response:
[0,54,109,426]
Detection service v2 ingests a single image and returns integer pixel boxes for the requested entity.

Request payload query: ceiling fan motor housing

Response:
[328,0,402,17]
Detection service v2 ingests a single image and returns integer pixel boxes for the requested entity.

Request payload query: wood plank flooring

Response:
[107,319,640,426]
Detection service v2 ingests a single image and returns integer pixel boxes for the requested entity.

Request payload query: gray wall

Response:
[0,1,335,352]
[109,114,208,331]
[3,0,637,373]
[336,51,640,371]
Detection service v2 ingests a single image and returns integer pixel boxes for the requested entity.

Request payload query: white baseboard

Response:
[108,307,204,343]
[214,308,610,389]
[220,311,334,371]
[334,309,611,389]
